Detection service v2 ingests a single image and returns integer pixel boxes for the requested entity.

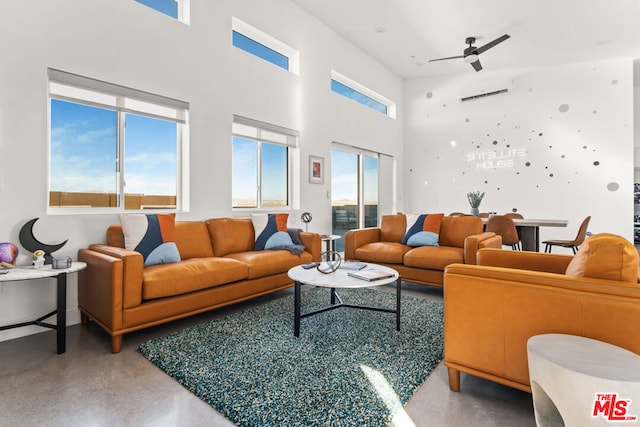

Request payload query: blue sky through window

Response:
[135,0,178,19]
[331,80,388,115]
[50,99,178,198]
[232,136,288,207]
[232,31,289,71]
[50,99,117,193]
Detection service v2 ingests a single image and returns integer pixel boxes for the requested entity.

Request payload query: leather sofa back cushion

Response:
[380,215,407,242]
[565,233,639,282]
[206,218,255,257]
[439,216,483,248]
[107,222,214,260]
[174,222,215,259]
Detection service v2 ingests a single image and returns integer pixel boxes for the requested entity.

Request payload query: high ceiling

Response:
[291,0,640,79]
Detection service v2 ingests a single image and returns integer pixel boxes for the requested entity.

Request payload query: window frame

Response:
[47,68,190,214]
[232,116,299,211]
[330,70,396,118]
[232,17,300,75]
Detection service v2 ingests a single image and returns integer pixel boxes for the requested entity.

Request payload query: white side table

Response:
[527,334,640,426]
[0,262,86,354]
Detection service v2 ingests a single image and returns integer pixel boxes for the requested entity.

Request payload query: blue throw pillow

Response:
[402,213,444,247]
[251,213,294,251]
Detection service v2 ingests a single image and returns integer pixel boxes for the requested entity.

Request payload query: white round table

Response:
[288,263,400,337]
[528,334,640,426]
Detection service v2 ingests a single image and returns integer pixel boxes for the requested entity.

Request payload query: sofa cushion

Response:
[354,242,410,264]
[174,222,214,259]
[206,218,255,257]
[404,245,464,270]
[380,215,407,243]
[565,233,639,282]
[119,213,181,267]
[252,213,294,250]
[402,213,444,247]
[225,250,313,279]
[142,257,248,300]
[439,216,483,248]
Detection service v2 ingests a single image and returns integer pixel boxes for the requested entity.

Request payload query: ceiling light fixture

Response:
[464,54,478,63]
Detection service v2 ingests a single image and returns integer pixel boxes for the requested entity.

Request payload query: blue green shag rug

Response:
[137,287,444,426]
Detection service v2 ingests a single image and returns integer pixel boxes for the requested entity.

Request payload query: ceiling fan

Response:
[429,34,510,72]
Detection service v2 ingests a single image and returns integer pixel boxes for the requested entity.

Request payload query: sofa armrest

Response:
[299,232,322,261]
[477,248,572,274]
[84,244,144,309]
[344,228,381,260]
[463,232,502,264]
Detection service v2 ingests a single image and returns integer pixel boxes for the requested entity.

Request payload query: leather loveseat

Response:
[78,217,321,353]
[444,233,640,393]
[344,214,502,287]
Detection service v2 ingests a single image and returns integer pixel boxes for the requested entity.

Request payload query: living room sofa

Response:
[344,214,502,287]
[443,234,640,393]
[78,217,321,353]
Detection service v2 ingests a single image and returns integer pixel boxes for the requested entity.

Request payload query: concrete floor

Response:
[0,283,535,427]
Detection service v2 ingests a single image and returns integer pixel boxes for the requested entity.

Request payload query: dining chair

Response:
[542,216,591,254]
[504,213,523,219]
[485,215,521,250]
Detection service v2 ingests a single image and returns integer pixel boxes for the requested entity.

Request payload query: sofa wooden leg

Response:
[448,367,461,392]
[80,312,89,324]
[111,335,123,354]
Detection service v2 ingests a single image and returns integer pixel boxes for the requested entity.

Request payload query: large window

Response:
[232,17,300,74]
[331,70,396,118]
[48,69,189,212]
[232,116,298,209]
[135,0,190,24]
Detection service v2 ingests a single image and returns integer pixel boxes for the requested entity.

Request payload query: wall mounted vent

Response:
[459,78,513,102]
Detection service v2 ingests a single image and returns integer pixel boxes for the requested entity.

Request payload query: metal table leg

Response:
[56,272,67,354]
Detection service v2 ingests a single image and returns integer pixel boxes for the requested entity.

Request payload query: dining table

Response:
[482,217,568,252]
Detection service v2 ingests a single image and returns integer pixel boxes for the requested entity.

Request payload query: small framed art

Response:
[309,155,325,184]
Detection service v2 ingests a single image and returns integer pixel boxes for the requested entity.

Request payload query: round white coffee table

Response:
[288,263,400,337]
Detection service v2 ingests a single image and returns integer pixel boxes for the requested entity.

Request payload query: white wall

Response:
[404,60,634,248]
[0,0,403,341]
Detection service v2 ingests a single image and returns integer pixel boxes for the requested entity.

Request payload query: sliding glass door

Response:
[331,146,379,251]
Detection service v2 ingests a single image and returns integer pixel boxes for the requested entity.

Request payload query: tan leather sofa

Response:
[444,234,640,393]
[344,214,502,287]
[78,218,321,353]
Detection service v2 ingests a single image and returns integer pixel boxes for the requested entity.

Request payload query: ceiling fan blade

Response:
[475,34,510,55]
[470,59,483,72]
[429,55,464,62]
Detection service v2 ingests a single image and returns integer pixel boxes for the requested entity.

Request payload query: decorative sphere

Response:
[0,242,19,266]
[316,251,342,274]
[301,212,312,223]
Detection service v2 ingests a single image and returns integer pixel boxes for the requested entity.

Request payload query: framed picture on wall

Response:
[309,155,324,184]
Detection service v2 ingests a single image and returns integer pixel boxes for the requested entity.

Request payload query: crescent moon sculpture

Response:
[19,218,68,264]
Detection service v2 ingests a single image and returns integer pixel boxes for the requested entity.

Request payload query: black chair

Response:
[542,216,591,254]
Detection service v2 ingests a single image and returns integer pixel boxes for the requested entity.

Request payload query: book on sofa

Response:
[348,269,395,282]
